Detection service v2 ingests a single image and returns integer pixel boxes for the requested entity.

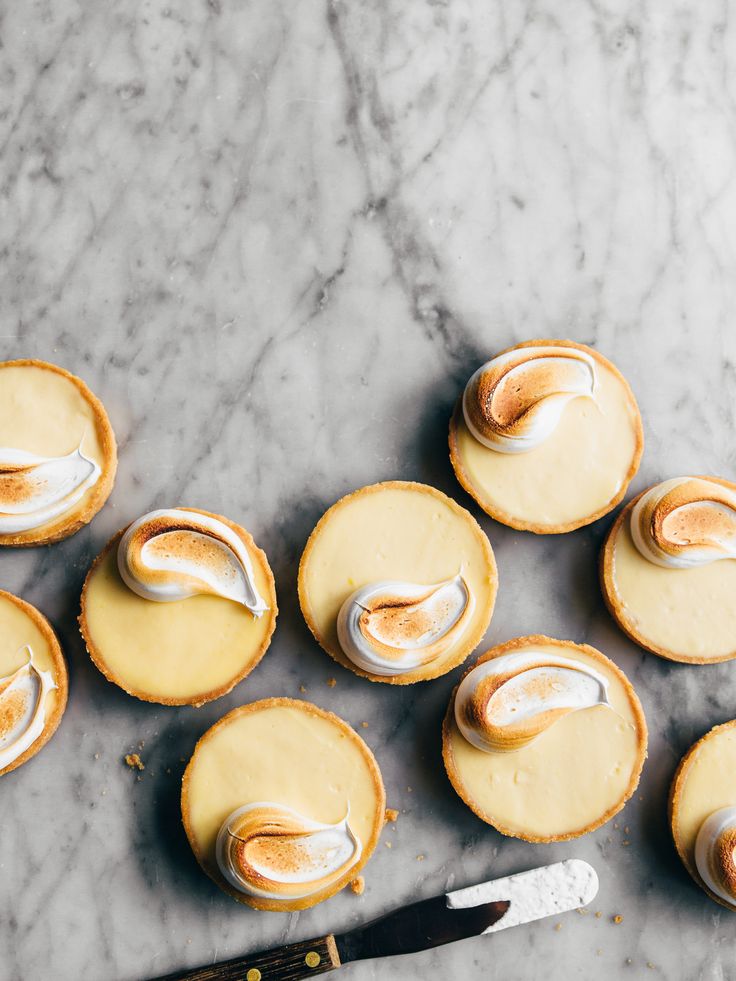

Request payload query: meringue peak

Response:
[0,645,58,772]
[462,345,597,454]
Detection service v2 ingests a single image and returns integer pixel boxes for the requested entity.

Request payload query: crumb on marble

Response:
[385,808,399,823]
[326,677,337,687]
[623,840,631,846]
[613,915,623,925]
[596,949,603,956]
[577,908,588,915]
[595,911,602,919]
[416,854,425,862]
[124,753,145,771]
[385,841,392,849]
[407,786,413,793]
[554,923,562,932]
[350,876,365,895]
[647,963,655,970]
[299,685,307,693]
[361,721,369,728]
[94,753,99,760]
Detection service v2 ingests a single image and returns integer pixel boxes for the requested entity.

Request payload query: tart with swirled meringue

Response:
[0,359,117,545]
[601,475,736,663]
[442,635,647,841]
[79,507,277,705]
[297,481,497,684]
[0,590,68,777]
[181,698,385,911]
[449,339,643,533]
[670,720,736,911]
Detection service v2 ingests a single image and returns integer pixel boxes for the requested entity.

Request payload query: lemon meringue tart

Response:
[670,720,736,911]
[0,590,68,777]
[79,507,277,706]
[0,359,117,546]
[181,698,385,911]
[298,481,497,684]
[442,635,647,842]
[449,339,643,533]
[601,476,736,663]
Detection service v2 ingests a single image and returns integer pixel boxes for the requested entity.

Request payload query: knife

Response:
[150,859,598,981]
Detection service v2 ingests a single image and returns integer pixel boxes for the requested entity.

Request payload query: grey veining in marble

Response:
[2,1,736,979]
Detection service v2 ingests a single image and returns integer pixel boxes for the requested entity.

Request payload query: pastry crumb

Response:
[554,923,562,931]
[350,876,365,895]
[385,841,392,849]
[124,753,145,771]
[94,753,100,760]
[361,721,369,728]
[596,949,603,956]
[622,840,631,846]
[385,808,399,823]
[613,915,623,925]
[576,908,588,915]
[299,685,307,693]
[326,677,337,688]
[595,911,602,919]
[416,854,425,862]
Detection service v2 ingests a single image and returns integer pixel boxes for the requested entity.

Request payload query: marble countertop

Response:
[2,1,736,979]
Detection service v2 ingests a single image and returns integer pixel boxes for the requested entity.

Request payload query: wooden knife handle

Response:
[149,934,341,981]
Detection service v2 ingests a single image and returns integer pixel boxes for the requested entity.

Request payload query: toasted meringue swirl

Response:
[462,345,597,454]
[117,509,268,615]
[630,477,736,569]
[0,445,100,534]
[455,649,611,752]
[0,646,57,772]
[336,573,473,676]
[695,807,736,907]
[216,802,361,901]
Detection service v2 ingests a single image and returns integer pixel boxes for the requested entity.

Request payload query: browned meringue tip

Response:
[713,827,736,899]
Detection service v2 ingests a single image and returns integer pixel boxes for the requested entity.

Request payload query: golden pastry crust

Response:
[669,719,736,912]
[0,589,68,777]
[442,634,648,842]
[0,359,117,547]
[78,507,277,706]
[600,476,736,664]
[448,339,644,534]
[297,480,497,684]
[181,697,386,912]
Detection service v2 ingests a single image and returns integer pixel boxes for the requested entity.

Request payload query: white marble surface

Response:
[2,1,736,979]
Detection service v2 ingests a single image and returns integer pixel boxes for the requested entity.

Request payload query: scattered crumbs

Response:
[94,753,100,760]
[101,790,106,796]
[299,685,307,694]
[626,958,633,965]
[614,822,619,830]
[576,908,588,915]
[350,876,365,896]
[361,721,369,729]
[416,854,425,862]
[179,757,186,763]
[385,808,399,823]
[613,915,623,925]
[138,740,145,750]
[624,826,630,834]
[187,939,192,945]
[124,753,145,771]
[136,775,143,782]
[639,795,644,801]
[596,949,603,957]
[385,841,392,849]
[595,911,602,919]
[623,840,631,846]
[647,963,655,970]
[407,786,413,793]
[326,677,337,688]
[554,923,562,932]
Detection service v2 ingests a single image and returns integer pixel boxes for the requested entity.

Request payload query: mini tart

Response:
[0,359,117,546]
[669,720,736,911]
[601,477,736,664]
[442,635,647,842]
[79,508,277,706]
[181,698,386,911]
[297,480,497,684]
[449,339,643,533]
[0,590,68,777]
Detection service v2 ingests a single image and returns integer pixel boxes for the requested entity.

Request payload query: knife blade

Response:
[149,859,598,981]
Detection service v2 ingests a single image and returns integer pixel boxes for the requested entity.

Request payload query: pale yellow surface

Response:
[612,521,736,659]
[0,364,105,466]
[185,704,383,873]
[301,485,495,675]
[84,545,274,701]
[673,727,736,871]
[0,595,61,721]
[447,643,642,838]
[455,360,639,526]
